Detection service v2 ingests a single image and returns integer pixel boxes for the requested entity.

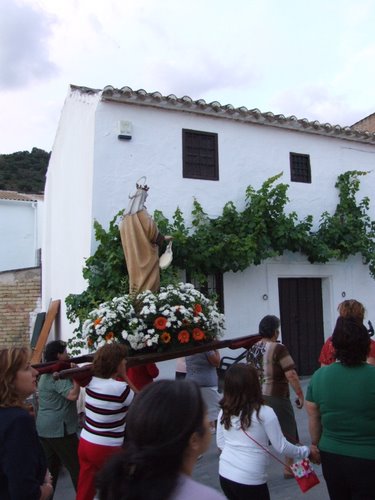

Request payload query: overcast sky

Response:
[0,0,374,154]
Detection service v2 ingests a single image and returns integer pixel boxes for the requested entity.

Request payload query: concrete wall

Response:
[352,113,375,133]
[0,267,41,347]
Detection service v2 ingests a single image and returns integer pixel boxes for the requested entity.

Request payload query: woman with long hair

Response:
[0,347,53,499]
[306,317,375,499]
[76,343,136,500]
[96,379,225,500]
[217,364,318,500]
[319,299,375,366]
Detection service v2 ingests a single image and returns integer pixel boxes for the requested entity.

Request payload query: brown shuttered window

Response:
[183,129,219,180]
[290,152,311,183]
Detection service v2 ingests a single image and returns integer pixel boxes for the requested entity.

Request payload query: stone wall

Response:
[0,267,41,348]
[351,113,375,132]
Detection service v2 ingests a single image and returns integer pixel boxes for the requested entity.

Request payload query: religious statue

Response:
[119,178,171,294]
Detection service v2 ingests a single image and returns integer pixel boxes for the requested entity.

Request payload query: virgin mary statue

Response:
[119,178,168,294]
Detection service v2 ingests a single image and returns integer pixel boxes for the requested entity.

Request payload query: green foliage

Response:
[66,170,375,345]
[316,171,375,275]
[0,148,50,193]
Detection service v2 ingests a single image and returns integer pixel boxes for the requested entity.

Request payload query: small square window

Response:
[290,153,311,183]
[183,129,219,180]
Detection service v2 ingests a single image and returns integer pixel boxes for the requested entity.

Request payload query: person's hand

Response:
[308,445,321,465]
[295,395,304,409]
[165,235,173,241]
[44,470,53,486]
[40,470,54,500]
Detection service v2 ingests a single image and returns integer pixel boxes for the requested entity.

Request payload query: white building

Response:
[44,85,375,375]
[0,190,43,271]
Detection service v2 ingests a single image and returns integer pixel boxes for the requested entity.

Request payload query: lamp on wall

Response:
[118,120,132,140]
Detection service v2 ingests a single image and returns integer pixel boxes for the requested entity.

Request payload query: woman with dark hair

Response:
[246,315,304,477]
[96,379,225,500]
[217,364,317,500]
[306,317,375,500]
[76,343,136,500]
[319,299,375,366]
[36,340,80,494]
[0,347,53,499]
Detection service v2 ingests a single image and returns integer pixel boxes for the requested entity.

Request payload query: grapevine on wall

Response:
[66,170,375,337]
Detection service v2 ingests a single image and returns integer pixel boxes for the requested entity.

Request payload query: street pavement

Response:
[55,377,329,500]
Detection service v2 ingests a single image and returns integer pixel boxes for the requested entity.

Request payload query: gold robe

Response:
[120,209,161,294]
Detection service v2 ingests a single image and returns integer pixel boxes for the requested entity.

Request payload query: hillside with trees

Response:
[0,148,50,193]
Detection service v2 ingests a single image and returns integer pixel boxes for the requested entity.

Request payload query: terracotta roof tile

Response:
[73,84,375,145]
[0,190,43,202]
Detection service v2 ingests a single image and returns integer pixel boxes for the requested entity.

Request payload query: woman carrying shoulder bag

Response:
[217,363,319,500]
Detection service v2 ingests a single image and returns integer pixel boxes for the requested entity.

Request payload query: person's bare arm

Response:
[305,401,322,446]
[206,350,220,368]
[65,380,81,401]
[284,369,304,408]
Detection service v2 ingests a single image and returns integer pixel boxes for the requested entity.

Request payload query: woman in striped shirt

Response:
[76,343,136,500]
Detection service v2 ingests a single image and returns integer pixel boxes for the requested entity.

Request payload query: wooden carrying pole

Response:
[31,300,61,364]
[52,333,262,380]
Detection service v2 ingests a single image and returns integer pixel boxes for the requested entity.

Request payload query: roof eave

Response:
[75,85,375,145]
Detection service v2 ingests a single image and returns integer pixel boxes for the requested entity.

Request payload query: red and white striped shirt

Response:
[81,376,134,446]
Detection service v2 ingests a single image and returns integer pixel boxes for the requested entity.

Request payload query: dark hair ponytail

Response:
[97,379,205,500]
[332,316,370,365]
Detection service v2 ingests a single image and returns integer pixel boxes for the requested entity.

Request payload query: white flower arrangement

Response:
[81,283,225,353]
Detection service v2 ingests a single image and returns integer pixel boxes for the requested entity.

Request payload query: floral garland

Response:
[81,283,225,353]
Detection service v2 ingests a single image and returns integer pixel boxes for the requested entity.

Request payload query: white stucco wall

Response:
[0,199,40,271]
[223,253,374,340]
[90,98,375,333]
[42,87,101,335]
[91,100,375,229]
[44,88,375,350]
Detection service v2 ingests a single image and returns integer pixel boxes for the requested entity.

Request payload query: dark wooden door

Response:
[278,278,324,375]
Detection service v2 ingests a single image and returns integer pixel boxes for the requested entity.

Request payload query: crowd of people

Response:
[0,299,374,500]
